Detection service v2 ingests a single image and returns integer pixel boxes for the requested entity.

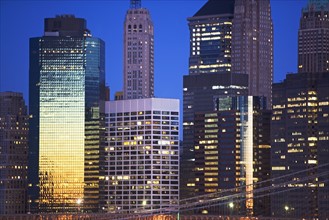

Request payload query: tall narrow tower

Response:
[123,0,154,100]
[298,0,329,73]
[232,0,273,108]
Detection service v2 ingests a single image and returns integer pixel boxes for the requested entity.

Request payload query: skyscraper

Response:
[298,0,329,73]
[182,0,244,200]
[104,98,180,213]
[232,0,273,108]
[123,0,154,100]
[271,2,329,218]
[0,92,29,214]
[271,72,329,219]
[181,0,273,214]
[192,96,271,216]
[29,15,105,213]
[181,73,248,199]
[187,0,235,75]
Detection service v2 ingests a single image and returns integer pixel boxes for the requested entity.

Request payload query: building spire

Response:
[130,0,141,9]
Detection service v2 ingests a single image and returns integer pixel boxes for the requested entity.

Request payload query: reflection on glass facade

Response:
[239,96,254,216]
[29,15,105,213]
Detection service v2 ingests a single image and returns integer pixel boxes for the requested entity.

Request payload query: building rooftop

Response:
[44,14,90,37]
[193,0,235,17]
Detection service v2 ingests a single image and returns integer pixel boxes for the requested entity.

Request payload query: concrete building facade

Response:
[123,1,154,100]
[104,98,179,213]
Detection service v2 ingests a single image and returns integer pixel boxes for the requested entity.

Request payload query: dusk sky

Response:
[0,0,308,104]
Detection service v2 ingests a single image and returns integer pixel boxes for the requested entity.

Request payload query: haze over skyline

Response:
[0,0,307,104]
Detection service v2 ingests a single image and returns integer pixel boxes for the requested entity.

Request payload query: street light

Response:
[284,205,290,217]
[229,202,234,215]
[77,199,83,213]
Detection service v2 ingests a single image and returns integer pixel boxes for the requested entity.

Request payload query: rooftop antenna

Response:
[130,0,141,9]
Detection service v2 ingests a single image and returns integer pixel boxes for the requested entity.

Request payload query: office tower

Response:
[104,98,179,213]
[232,0,273,108]
[123,0,154,100]
[298,0,329,73]
[182,0,241,200]
[192,96,270,216]
[181,73,248,199]
[29,15,105,213]
[271,72,329,219]
[187,0,235,75]
[0,92,29,214]
[182,0,273,201]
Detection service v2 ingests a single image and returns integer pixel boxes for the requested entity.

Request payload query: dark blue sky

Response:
[0,0,307,104]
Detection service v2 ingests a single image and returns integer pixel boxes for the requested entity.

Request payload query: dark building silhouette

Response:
[29,14,105,213]
[0,92,29,214]
[271,72,329,219]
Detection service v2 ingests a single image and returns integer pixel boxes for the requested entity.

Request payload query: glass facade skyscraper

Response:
[182,0,245,201]
[187,0,235,75]
[29,15,105,213]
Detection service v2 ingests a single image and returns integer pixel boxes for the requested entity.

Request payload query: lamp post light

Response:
[77,198,82,213]
[229,202,234,216]
[284,205,290,217]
